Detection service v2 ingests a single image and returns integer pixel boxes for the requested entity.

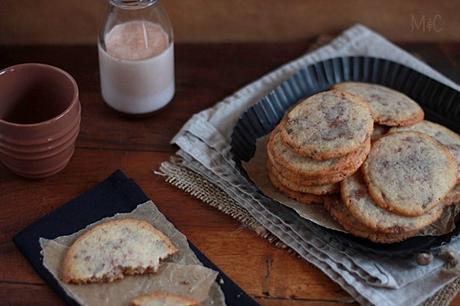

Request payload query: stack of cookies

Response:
[266,90,374,204]
[267,82,460,243]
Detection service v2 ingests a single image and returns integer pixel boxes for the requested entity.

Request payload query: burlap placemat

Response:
[156,36,460,305]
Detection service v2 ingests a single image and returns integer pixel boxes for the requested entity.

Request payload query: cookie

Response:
[267,169,326,204]
[442,184,460,206]
[268,125,369,177]
[371,124,389,142]
[267,160,339,195]
[271,160,350,185]
[363,132,458,216]
[333,82,424,126]
[324,197,419,244]
[131,292,199,306]
[341,173,443,234]
[268,137,371,186]
[279,90,373,160]
[62,219,177,284]
[268,156,351,186]
[390,120,460,181]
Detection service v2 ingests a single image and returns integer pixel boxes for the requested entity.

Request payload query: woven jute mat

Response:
[156,36,460,306]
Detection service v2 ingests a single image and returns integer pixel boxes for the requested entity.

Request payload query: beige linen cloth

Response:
[157,24,460,306]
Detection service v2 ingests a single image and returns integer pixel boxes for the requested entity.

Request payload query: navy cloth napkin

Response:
[13,170,258,306]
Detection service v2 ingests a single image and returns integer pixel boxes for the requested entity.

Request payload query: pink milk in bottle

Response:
[98,0,174,116]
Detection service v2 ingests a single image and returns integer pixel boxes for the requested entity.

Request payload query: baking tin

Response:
[231,56,460,255]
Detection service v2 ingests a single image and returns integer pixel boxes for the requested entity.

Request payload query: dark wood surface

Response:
[0,42,459,306]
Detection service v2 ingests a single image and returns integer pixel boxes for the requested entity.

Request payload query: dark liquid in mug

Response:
[0,76,72,124]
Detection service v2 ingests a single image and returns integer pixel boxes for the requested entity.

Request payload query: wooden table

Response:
[1,42,459,306]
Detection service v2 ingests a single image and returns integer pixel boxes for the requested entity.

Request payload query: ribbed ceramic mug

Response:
[0,63,81,179]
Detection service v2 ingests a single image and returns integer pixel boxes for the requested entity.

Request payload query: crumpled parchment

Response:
[40,201,226,306]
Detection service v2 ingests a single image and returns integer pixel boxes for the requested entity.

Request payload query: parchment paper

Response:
[244,136,460,236]
[39,201,226,306]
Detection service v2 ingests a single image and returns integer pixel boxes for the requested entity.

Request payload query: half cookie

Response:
[62,219,177,284]
[280,90,373,160]
[363,132,458,216]
[333,82,424,126]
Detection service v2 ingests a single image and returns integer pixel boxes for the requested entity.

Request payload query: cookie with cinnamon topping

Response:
[390,120,460,181]
[279,90,373,160]
[362,132,457,216]
[333,82,424,126]
[341,172,443,234]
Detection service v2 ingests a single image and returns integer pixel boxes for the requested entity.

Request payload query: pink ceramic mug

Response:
[0,63,81,178]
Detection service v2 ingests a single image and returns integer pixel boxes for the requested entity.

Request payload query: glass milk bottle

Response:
[98,0,174,116]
